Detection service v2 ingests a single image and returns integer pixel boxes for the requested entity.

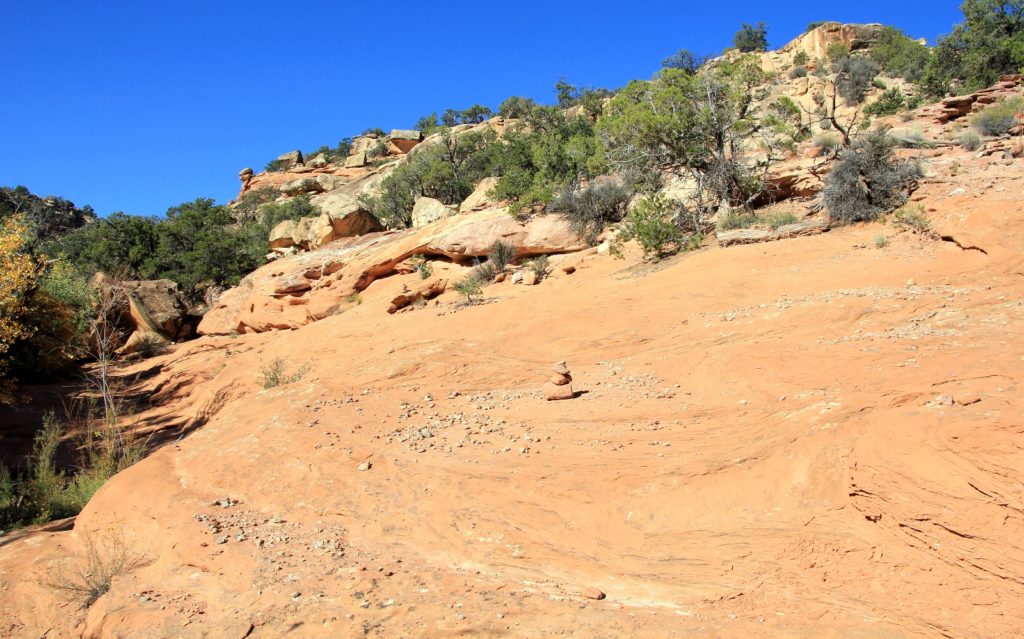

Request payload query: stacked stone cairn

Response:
[545,361,575,401]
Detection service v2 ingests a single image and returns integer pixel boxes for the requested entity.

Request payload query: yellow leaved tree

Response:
[0,214,39,404]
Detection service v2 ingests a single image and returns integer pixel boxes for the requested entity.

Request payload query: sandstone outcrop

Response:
[199,207,587,335]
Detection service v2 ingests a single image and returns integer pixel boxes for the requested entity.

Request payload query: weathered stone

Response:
[544,382,575,401]
[458,177,500,213]
[280,177,324,196]
[550,373,572,386]
[307,153,329,169]
[387,279,447,314]
[412,197,457,228]
[523,270,539,286]
[581,588,607,601]
[387,129,423,155]
[276,150,303,169]
[344,152,368,168]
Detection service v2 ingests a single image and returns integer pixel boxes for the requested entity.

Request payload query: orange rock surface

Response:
[3,110,1024,639]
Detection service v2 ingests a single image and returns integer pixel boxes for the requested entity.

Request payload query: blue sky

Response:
[1,1,965,217]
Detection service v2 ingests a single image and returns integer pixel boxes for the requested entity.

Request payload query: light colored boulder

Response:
[459,177,500,213]
[412,197,457,228]
[429,207,587,258]
[345,152,367,168]
[387,129,422,155]
[307,153,329,168]
[280,177,324,196]
[269,220,301,250]
[275,150,303,169]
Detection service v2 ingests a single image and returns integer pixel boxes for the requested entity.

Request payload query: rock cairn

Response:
[545,361,575,401]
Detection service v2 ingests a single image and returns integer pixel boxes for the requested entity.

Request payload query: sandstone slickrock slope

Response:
[3,25,1024,639]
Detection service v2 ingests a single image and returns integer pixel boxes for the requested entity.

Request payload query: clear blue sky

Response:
[1,1,964,217]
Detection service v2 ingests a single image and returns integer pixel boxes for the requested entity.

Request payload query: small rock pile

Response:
[545,361,575,401]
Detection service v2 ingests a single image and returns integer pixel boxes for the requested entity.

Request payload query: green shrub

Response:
[662,49,706,74]
[835,56,880,104]
[793,51,809,66]
[617,194,686,258]
[415,113,440,135]
[824,129,923,225]
[497,96,537,119]
[864,88,907,117]
[814,132,841,153]
[488,240,516,272]
[0,411,143,530]
[490,106,606,208]
[549,179,631,245]
[921,0,1024,96]
[870,26,931,82]
[959,130,983,151]
[259,358,309,389]
[893,203,931,232]
[454,276,483,303]
[717,210,758,230]
[827,42,851,64]
[526,255,550,280]
[42,528,149,608]
[733,22,768,53]
[789,65,808,79]
[765,212,799,229]
[410,254,433,279]
[970,97,1024,136]
[875,233,889,248]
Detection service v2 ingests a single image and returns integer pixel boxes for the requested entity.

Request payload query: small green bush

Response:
[970,97,1024,136]
[875,234,889,248]
[617,194,686,259]
[526,255,550,280]
[827,43,851,63]
[789,65,808,79]
[765,212,800,229]
[893,204,931,232]
[793,51,809,66]
[549,179,631,245]
[864,88,907,117]
[488,240,516,272]
[259,358,309,389]
[959,130,982,151]
[824,129,923,225]
[42,528,149,608]
[717,210,758,230]
[411,254,433,279]
[835,56,880,105]
[454,276,483,303]
[814,132,841,153]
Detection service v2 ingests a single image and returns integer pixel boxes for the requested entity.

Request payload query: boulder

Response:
[459,177,500,213]
[275,150,303,169]
[122,279,189,339]
[307,153,329,168]
[387,279,448,314]
[412,197,457,228]
[280,177,324,196]
[269,219,301,250]
[387,129,423,155]
[344,152,368,168]
[544,383,575,400]
[428,208,587,258]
